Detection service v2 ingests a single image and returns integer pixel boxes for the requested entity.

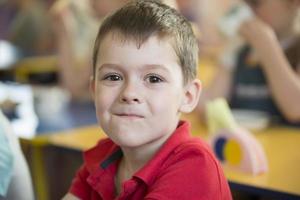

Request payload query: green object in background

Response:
[206,98,238,134]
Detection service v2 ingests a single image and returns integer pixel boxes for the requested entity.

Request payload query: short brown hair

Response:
[92,0,198,84]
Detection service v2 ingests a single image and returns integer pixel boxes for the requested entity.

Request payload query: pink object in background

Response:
[210,127,268,175]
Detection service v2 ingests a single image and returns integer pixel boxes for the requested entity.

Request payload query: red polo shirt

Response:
[69,121,232,200]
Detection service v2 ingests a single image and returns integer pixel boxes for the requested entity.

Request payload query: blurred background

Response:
[1,0,300,199]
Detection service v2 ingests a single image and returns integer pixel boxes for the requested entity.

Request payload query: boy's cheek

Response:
[94,91,117,110]
[149,94,181,112]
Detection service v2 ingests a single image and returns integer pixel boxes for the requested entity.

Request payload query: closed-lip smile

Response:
[115,113,144,119]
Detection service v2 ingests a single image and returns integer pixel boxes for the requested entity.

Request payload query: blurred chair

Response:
[14,55,58,84]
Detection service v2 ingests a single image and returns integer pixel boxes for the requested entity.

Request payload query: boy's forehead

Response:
[98,30,175,51]
[95,31,180,65]
[95,31,183,76]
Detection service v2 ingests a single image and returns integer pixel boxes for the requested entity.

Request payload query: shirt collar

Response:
[84,139,120,173]
[83,140,121,199]
[133,120,191,185]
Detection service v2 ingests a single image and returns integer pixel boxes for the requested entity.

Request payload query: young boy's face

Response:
[91,32,198,148]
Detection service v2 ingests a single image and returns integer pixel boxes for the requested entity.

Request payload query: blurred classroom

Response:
[1,0,300,199]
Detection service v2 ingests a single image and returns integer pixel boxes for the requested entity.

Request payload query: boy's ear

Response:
[89,76,96,99]
[179,79,202,113]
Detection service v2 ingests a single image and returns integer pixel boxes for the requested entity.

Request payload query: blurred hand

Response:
[238,18,277,48]
[50,2,72,37]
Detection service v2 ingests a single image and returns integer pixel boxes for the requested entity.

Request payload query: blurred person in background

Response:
[197,0,300,126]
[0,109,34,200]
[50,0,129,101]
[176,0,238,59]
[0,0,54,57]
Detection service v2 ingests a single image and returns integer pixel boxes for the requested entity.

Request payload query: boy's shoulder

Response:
[175,136,210,152]
[86,138,115,155]
[154,121,218,168]
[144,135,232,200]
[170,136,217,165]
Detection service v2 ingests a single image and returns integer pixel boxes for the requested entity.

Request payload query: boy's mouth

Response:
[114,113,144,119]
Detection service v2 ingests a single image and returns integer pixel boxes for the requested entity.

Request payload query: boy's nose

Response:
[119,82,142,104]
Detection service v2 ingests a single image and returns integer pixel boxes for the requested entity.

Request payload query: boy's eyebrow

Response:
[143,64,171,73]
[98,63,121,71]
[98,63,171,73]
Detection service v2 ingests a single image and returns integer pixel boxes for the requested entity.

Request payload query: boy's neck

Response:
[122,135,168,172]
[115,134,171,195]
[119,125,176,176]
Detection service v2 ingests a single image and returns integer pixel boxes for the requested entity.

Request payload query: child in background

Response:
[63,1,232,199]
[0,0,54,56]
[0,109,34,200]
[198,0,300,125]
[50,0,128,101]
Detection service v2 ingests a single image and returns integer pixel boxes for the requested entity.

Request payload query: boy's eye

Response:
[103,73,123,81]
[145,74,164,83]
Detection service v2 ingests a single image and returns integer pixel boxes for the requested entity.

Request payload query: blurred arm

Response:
[239,19,300,122]
[50,1,92,100]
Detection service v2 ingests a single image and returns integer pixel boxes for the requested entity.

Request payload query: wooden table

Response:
[27,115,300,199]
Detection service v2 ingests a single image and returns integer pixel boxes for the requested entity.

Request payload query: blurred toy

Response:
[0,82,38,138]
[206,98,268,175]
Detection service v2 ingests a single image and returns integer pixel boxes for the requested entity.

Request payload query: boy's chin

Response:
[112,138,145,149]
[109,132,154,149]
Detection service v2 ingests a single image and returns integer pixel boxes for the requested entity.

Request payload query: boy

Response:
[64,1,232,199]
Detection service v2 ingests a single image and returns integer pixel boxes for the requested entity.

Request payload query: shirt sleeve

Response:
[69,164,91,200]
[144,151,232,200]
